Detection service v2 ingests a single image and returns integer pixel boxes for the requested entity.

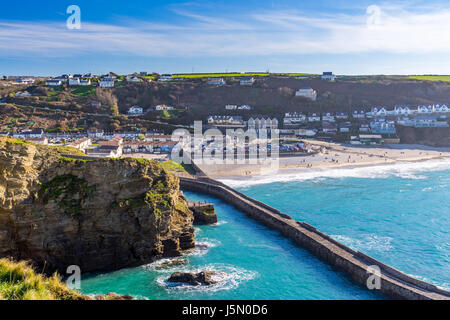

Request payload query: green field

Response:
[72,86,96,97]
[172,73,270,79]
[409,75,450,82]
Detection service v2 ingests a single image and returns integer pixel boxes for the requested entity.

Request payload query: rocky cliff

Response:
[0,138,195,274]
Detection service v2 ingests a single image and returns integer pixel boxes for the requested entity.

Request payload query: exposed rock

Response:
[189,202,218,225]
[158,259,186,268]
[0,137,195,274]
[89,293,134,300]
[167,271,217,286]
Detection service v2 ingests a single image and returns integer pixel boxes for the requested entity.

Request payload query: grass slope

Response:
[0,258,81,300]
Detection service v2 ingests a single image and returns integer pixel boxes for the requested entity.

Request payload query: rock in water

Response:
[0,137,195,274]
[189,203,218,225]
[167,271,217,286]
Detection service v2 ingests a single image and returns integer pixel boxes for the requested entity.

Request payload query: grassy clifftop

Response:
[0,258,81,300]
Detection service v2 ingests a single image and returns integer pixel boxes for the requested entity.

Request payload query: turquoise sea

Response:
[80,160,449,299]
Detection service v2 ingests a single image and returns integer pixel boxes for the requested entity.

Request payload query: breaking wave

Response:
[220,159,450,187]
[156,264,258,293]
[330,234,394,252]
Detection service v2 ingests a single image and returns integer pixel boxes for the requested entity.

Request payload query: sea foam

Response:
[219,159,450,187]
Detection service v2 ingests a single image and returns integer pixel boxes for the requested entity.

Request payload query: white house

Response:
[46,80,62,86]
[352,110,366,119]
[87,130,104,139]
[128,106,144,115]
[16,78,35,84]
[240,78,255,86]
[126,76,142,83]
[283,112,307,126]
[225,104,237,110]
[295,87,317,101]
[155,105,174,111]
[248,117,278,130]
[394,105,413,115]
[321,72,336,81]
[436,104,449,113]
[238,104,252,110]
[370,107,388,117]
[68,78,80,86]
[158,74,173,82]
[99,78,115,88]
[335,112,349,120]
[68,137,91,152]
[208,115,244,127]
[308,113,321,122]
[207,78,226,86]
[322,112,335,122]
[80,79,91,86]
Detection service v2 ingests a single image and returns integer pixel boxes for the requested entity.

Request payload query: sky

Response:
[2,0,450,76]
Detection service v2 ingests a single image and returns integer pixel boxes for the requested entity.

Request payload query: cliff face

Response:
[396,125,450,147]
[0,138,195,274]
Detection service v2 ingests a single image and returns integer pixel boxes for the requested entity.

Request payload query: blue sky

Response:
[2,0,450,76]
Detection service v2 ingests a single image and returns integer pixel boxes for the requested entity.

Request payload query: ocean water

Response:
[223,159,450,290]
[80,191,382,300]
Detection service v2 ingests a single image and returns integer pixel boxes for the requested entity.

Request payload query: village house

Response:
[238,104,252,110]
[207,78,226,86]
[155,105,174,111]
[16,78,35,85]
[352,110,366,119]
[158,74,173,82]
[308,113,321,122]
[240,77,255,86]
[67,137,92,152]
[321,72,336,81]
[295,87,317,101]
[335,112,349,120]
[225,104,237,110]
[86,136,123,158]
[24,137,48,145]
[126,76,142,83]
[69,78,80,86]
[295,128,318,137]
[127,106,144,115]
[91,101,102,108]
[80,79,91,86]
[351,134,383,145]
[145,134,175,142]
[208,115,245,127]
[13,129,44,139]
[123,141,154,153]
[99,77,115,88]
[407,116,449,128]
[247,117,278,130]
[322,112,335,122]
[359,123,371,132]
[46,79,62,86]
[370,120,396,134]
[87,129,104,139]
[369,106,388,117]
[322,122,337,134]
[394,105,413,116]
[283,112,307,127]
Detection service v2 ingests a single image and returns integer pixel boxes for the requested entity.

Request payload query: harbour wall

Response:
[179,176,450,300]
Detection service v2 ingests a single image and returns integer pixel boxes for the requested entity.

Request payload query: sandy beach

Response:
[196,141,450,179]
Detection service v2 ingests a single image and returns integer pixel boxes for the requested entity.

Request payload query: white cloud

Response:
[2,5,450,58]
